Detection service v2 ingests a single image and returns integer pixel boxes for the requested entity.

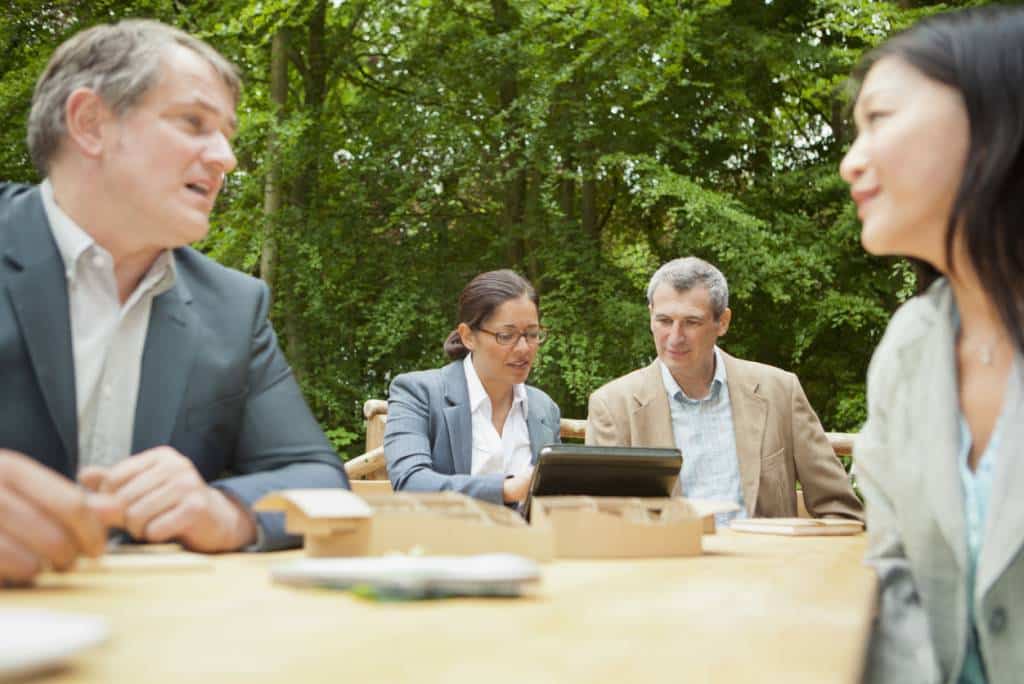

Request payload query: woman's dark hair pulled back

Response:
[851,5,1024,353]
[443,270,539,360]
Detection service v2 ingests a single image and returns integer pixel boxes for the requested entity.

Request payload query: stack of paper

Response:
[730,517,864,536]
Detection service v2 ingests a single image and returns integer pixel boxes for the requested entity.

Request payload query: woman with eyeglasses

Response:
[841,6,1024,683]
[383,269,561,506]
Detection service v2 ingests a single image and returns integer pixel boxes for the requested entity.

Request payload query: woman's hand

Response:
[502,466,534,503]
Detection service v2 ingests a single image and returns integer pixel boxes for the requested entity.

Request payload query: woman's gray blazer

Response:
[855,278,1024,683]
[383,359,562,505]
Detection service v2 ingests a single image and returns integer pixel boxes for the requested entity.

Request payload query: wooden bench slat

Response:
[345,402,857,481]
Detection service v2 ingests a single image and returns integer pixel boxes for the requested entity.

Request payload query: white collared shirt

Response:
[660,347,745,522]
[40,179,177,472]
[463,354,532,476]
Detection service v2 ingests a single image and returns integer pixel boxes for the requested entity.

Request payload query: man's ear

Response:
[63,88,113,159]
[457,322,475,352]
[716,307,732,337]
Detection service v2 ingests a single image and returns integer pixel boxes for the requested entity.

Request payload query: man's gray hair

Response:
[27,19,241,176]
[646,257,730,319]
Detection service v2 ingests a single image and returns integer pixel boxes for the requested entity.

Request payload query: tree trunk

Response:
[291,0,328,209]
[260,30,288,300]
[581,144,598,240]
[285,0,329,380]
[491,0,528,266]
[560,176,575,221]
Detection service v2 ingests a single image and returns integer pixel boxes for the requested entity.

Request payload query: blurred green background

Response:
[1,0,987,459]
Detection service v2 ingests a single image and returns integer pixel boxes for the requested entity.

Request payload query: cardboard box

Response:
[530,496,704,558]
[255,490,554,561]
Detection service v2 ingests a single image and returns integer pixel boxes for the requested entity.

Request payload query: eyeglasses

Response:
[475,326,548,346]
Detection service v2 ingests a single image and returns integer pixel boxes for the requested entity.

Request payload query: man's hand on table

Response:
[79,447,257,553]
[0,450,120,586]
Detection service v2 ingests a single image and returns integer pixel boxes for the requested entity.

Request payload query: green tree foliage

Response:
[0,0,970,458]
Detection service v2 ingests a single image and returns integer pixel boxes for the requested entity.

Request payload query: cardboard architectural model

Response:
[255,490,555,561]
[530,496,705,558]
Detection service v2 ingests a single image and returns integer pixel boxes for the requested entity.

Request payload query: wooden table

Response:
[6,532,875,684]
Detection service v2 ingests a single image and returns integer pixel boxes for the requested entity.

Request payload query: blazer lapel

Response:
[3,188,78,472]
[442,360,473,475]
[633,361,675,448]
[723,352,767,515]
[131,269,198,452]
[632,361,680,494]
[525,397,555,462]
[977,360,1024,597]
[914,305,967,572]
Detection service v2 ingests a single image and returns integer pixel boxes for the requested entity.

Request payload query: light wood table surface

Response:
[5,531,875,684]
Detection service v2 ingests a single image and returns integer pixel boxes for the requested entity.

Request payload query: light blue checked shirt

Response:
[957,410,999,684]
[660,347,746,524]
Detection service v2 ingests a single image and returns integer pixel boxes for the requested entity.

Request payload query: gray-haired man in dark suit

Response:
[0,20,347,585]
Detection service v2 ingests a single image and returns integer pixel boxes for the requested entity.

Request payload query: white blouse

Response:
[463,355,532,476]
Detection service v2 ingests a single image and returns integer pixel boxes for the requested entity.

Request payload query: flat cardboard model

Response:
[255,490,554,561]
[530,496,705,558]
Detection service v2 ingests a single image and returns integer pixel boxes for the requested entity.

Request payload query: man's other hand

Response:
[79,447,257,553]
[0,450,119,586]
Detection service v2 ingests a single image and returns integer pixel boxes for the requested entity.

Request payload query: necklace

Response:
[959,334,999,366]
[979,342,994,366]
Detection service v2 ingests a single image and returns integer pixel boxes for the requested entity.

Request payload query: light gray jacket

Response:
[384,359,561,505]
[855,278,1024,683]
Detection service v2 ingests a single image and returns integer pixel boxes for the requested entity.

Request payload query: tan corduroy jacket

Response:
[585,350,862,520]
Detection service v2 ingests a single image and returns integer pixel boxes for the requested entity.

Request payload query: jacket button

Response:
[989,607,1007,634]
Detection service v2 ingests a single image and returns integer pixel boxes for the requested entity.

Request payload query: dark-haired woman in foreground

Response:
[841,6,1024,683]
[383,270,561,505]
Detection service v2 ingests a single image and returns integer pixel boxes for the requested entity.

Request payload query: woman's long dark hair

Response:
[852,5,1024,353]
[443,270,539,360]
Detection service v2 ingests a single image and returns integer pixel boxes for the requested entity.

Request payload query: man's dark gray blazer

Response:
[0,182,348,550]
[384,358,561,505]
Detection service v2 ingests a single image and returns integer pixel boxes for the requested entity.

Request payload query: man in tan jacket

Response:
[586,257,862,521]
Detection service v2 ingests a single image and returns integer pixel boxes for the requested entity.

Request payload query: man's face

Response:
[649,284,730,380]
[98,43,237,251]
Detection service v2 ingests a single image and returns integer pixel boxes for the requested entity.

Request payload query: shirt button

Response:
[103,384,112,398]
[989,607,1008,634]
[92,253,105,268]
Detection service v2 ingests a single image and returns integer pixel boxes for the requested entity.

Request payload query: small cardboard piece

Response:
[530,496,704,558]
[256,490,554,561]
[686,498,744,534]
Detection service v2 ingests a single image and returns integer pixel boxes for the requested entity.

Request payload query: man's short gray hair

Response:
[646,257,730,319]
[27,19,241,176]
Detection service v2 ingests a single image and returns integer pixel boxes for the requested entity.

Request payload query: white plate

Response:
[0,610,109,679]
[272,553,541,597]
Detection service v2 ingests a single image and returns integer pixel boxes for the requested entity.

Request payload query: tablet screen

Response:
[524,445,682,519]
